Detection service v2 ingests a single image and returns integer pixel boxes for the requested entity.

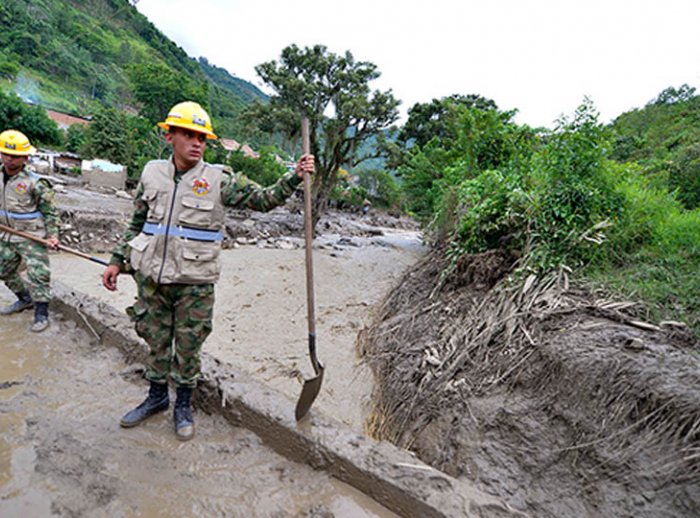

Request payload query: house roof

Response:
[46,109,90,130]
[220,138,259,158]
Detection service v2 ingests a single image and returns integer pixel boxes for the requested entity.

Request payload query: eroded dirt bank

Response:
[0,295,397,517]
[362,249,700,517]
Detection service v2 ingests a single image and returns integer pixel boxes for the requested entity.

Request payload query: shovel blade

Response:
[294,368,324,421]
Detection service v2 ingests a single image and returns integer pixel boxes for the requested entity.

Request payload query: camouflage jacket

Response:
[0,165,59,243]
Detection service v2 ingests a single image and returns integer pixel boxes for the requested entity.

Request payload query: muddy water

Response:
[50,231,425,432]
[0,297,397,517]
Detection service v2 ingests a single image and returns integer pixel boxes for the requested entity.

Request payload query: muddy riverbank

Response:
[361,250,700,517]
[0,296,398,517]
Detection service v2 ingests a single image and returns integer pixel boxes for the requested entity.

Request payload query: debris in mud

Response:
[361,249,700,518]
[53,179,418,254]
[0,380,23,390]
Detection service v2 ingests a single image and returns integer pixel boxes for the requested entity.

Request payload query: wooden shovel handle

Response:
[0,221,108,266]
[301,118,316,336]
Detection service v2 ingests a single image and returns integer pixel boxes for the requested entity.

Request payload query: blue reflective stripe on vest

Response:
[142,221,223,242]
[0,210,43,220]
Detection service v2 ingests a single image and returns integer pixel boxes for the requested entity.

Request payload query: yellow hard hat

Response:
[157,101,217,139]
[0,129,36,156]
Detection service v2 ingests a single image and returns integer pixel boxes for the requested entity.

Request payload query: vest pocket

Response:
[142,189,166,221]
[179,197,214,228]
[128,233,152,271]
[180,242,220,280]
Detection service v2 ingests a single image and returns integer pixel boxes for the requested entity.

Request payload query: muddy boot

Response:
[120,381,169,428]
[0,290,33,315]
[30,302,49,333]
[174,386,194,441]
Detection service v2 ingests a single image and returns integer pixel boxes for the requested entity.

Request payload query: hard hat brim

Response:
[158,121,217,140]
[0,145,36,156]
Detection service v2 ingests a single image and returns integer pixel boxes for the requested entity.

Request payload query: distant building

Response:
[45,109,91,131]
[30,151,81,175]
[81,158,126,190]
[220,138,259,158]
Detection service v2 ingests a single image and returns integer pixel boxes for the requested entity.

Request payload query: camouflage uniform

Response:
[111,159,300,387]
[0,166,59,303]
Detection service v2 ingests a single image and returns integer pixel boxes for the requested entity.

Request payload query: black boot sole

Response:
[119,401,169,428]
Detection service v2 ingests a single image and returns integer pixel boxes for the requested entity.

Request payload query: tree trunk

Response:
[311,187,330,233]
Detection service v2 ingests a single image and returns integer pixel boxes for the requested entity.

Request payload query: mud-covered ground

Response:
[0,302,397,517]
[49,182,424,432]
[22,178,700,517]
[361,250,700,517]
[0,180,424,516]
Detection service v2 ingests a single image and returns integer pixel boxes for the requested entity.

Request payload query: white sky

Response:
[135,0,700,129]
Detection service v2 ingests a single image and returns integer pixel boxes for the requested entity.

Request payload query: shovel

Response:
[294,117,324,421]
[0,222,109,266]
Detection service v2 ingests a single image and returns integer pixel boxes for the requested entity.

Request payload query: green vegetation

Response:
[0,0,265,138]
[226,146,287,187]
[611,84,700,208]
[0,90,61,146]
[242,43,400,227]
[79,105,160,182]
[396,90,700,334]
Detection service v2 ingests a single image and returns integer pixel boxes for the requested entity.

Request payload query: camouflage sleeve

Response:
[109,183,148,267]
[35,179,60,238]
[221,167,301,211]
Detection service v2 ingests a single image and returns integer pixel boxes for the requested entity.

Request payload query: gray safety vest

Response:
[0,167,46,242]
[128,159,226,284]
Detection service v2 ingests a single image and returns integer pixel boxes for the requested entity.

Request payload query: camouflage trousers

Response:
[127,271,214,388]
[0,239,51,302]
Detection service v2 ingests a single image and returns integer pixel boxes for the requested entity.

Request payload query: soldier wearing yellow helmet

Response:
[102,101,315,441]
[0,129,60,332]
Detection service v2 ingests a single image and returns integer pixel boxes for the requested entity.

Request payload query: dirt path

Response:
[0,299,398,517]
[49,230,425,432]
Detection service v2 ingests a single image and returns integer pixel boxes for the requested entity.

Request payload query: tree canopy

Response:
[243,44,400,226]
[0,91,62,146]
[398,94,499,149]
[127,62,209,125]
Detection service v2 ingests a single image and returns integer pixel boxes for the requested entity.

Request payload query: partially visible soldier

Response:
[102,101,314,441]
[0,129,59,333]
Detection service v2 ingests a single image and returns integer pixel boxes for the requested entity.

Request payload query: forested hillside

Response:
[610,84,700,209]
[0,0,265,138]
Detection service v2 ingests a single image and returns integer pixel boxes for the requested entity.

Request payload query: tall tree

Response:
[398,94,498,149]
[245,44,400,227]
[127,62,208,125]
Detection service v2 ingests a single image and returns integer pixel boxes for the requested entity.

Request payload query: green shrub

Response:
[669,143,700,209]
[0,90,61,146]
[356,169,402,209]
[451,169,528,253]
[526,101,624,269]
[65,123,86,153]
[227,146,286,187]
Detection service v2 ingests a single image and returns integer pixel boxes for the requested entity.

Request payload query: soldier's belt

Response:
[142,222,223,242]
[0,210,42,220]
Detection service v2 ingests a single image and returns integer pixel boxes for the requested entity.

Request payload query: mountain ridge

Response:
[0,0,266,138]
